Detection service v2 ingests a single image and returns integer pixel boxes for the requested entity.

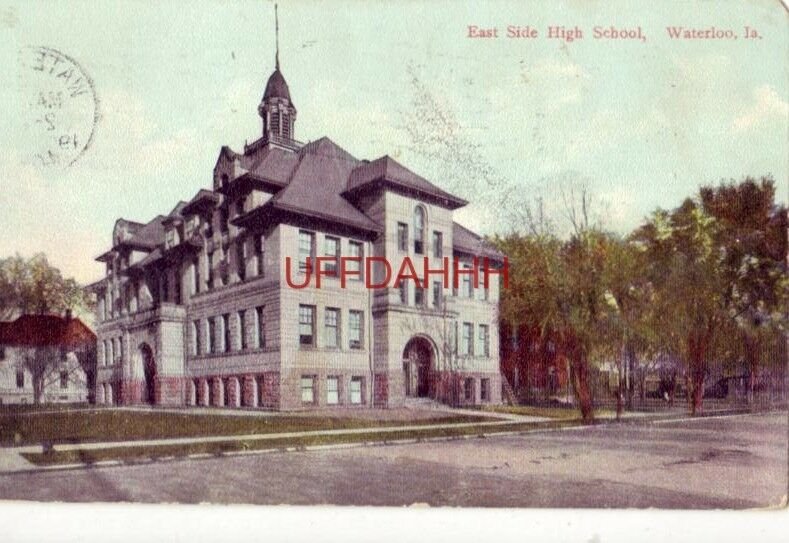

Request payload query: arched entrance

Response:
[403,336,435,398]
[139,343,156,404]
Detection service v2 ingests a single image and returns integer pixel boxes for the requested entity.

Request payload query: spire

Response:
[274,3,280,71]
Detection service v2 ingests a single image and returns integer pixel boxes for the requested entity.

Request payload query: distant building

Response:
[0,313,96,405]
[87,42,505,410]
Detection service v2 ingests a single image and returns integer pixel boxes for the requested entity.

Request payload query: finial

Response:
[275,3,280,71]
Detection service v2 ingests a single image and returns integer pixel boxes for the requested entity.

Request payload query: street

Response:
[0,412,785,508]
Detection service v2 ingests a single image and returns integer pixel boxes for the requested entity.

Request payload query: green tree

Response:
[699,177,789,404]
[0,253,92,319]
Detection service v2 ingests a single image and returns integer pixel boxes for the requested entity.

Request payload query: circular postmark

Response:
[17,46,99,167]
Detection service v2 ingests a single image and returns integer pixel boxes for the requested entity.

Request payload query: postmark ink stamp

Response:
[17,46,99,167]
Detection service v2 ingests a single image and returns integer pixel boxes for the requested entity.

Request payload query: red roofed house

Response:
[87,45,504,410]
[0,313,96,405]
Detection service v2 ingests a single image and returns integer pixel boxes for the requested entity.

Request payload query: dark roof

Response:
[453,222,505,261]
[263,69,293,104]
[0,314,95,348]
[235,137,381,234]
[346,155,467,209]
[182,189,220,216]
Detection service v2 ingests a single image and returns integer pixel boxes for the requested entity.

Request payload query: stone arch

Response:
[403,335,438,398]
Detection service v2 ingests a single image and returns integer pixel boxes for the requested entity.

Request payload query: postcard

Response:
[0,0,787,540]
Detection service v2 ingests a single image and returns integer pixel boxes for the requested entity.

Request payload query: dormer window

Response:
[221,173,229,188]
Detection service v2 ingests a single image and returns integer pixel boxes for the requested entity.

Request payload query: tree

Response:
[0,253,92,319]
[699,177,789,405]
[634,200,735,415]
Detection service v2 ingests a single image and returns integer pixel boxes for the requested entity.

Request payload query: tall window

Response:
[208,317,216,354]
[60,371,68,389]
[298,231,315,272]
[481,378,491,401]
[114,338,122,363]
[350,377,363,404]
[192,257,200,295]
[432,280,442,308]
[255,235,265,277]
[462,322,473,356]
[326,376,339,405]
[220,207,229,234]
[299,305,316,346]
[399,280,408,305]
[414,285,425,307]
[206,250,214,290]
[463,262,474,298]
[236,241,246,281]
[256,306,266,348]
[349,310,363,350]
[433,231,443,258]
[478,324,490,357]
[348,241,363,280]
[191,321,200,356]
[397,222,408,252]
[237,311,246,351]
[324,308,340,348]
[300,375,315,404]
[16,369,24,388]
[173,272,181,304]
[413,207,426,254]
[103,340,110,366]
[323,236,340,276]
[222,313,230,352]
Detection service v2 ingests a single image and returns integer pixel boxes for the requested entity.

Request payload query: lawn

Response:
[481,405,582,420]
[0,407,492,447]
[20,420,580,466]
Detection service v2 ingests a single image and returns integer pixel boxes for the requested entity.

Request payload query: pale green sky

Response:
[0,0,786,284]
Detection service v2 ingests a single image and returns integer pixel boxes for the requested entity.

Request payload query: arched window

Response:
[413,206,426,254]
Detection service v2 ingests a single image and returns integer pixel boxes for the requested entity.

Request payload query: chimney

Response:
[64,309,72,321]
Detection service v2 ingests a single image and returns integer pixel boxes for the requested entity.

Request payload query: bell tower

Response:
[258,4,297,142]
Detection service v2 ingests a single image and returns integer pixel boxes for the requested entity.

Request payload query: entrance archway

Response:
[139,343,156,404]
[403,336,435,398]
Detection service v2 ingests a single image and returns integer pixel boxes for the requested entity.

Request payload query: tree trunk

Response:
[687,330,711,416]
[569,350,594,423]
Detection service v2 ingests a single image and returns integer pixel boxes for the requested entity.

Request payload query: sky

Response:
[0,0,786,285]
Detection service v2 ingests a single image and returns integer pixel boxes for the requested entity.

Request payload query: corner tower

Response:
[258,4,297,142]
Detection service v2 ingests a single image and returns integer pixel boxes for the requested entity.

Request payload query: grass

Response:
[0,408,492,447]
[481,405,581,420]
[20,420,581,466]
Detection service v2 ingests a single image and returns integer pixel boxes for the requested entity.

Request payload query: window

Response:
[298,231,315,272]
[114,338,122,364]
[464,378,474,401]
[192,257,200,295]
[433,231,443,258]
[324,308,340,348]
[301,376,315,403]
[463,262,474,298]
[349,310,363,349]
[208,317,216,354]
[222,314,230,352]
[191,321,200,356]
[237,311,246,350]
[462,322,473,356]
[326,376,339,405]
[323,236,340,276]
[161,272,170,303]
[478,324,490,357]
[397,222,408,252]
[255,235,265,277]
[256,306,266,348]
[0,347,4,360]
[432,280,442,308]
[165,228,177,249]
[350,377,363,404]
[270,110,280,134]
[174,272,181,304]
[60,371,68,389]
[348,241,363,280]
[481,378,491,402]
[103,340,110,366]
[299,305,316,346]
[414,285,425,307]
[236,241,246,281]
[399,280,408,305]
[207,250,214,290]
[220,207,229,234]
[413,207,425,254]
[16,369,24,388]
[282,113,291,138]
